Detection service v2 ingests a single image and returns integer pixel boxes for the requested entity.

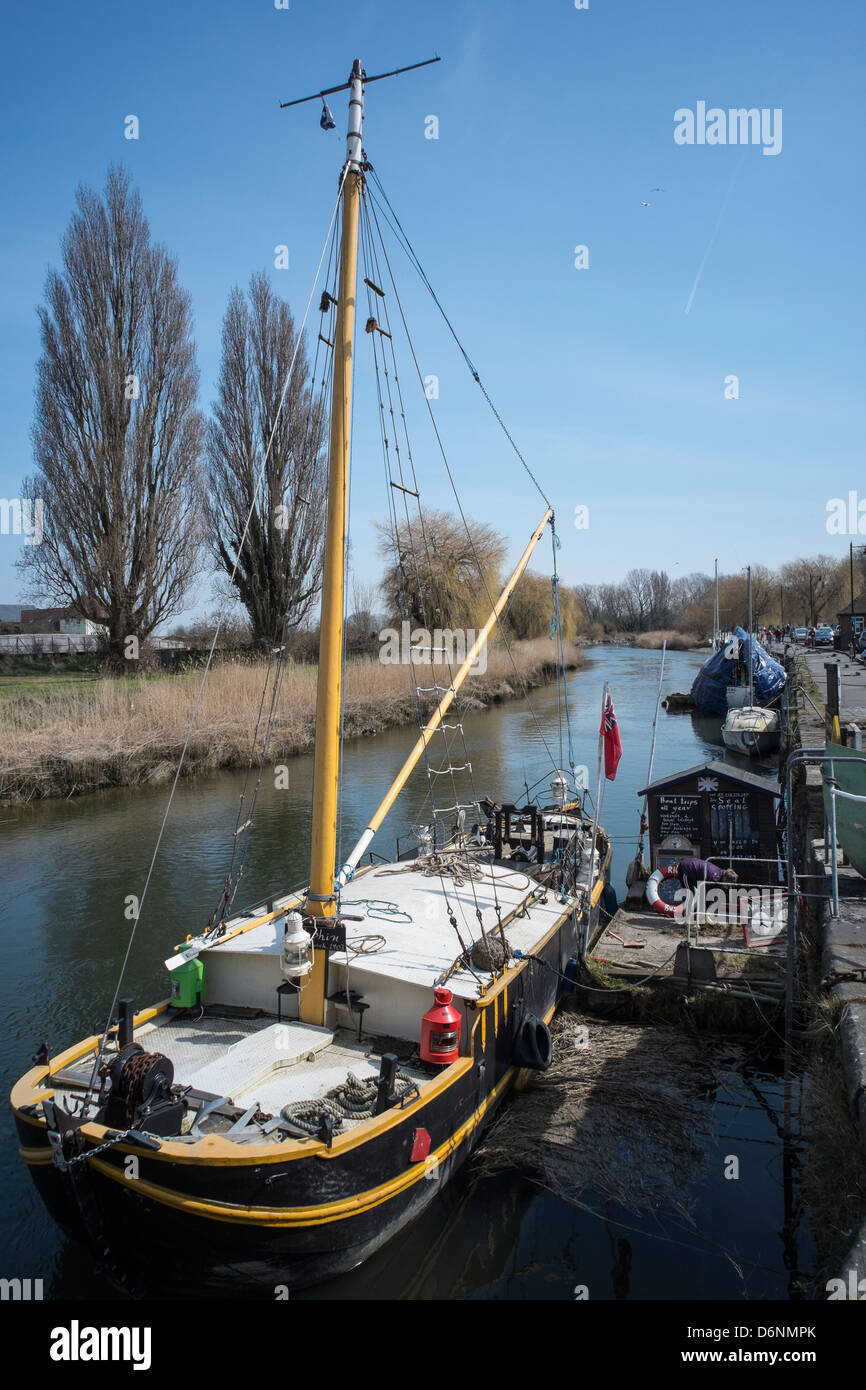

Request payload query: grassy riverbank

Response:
[0,638,583,804]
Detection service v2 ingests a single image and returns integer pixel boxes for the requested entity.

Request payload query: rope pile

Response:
[281,1069,417,1134]
[377,851,489,888]
[421,852,488,886]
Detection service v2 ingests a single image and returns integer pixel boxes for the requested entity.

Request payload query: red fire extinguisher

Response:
[420,987,461,1065]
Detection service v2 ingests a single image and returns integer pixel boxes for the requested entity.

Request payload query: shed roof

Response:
[637,759,780,798]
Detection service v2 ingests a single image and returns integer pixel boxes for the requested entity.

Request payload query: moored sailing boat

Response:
[11,59,610,1294]
[721,569,781,757]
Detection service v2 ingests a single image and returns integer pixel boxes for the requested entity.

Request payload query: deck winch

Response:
[101,1044,186,1137]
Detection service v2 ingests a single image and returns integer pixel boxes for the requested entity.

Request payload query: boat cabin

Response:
[637,760,781,885]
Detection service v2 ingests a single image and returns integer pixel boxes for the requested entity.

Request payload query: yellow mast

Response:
[301,60,365,1024]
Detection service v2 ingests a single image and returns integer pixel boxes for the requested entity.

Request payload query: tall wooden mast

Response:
[301,60,364,1024]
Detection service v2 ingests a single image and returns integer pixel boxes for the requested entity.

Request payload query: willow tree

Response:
[718,564,778,629]
[506,570,580,640]
[377,508,506,632]
[206,274,327,650]
[19,166,204,672]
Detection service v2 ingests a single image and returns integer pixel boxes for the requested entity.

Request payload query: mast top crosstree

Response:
[279,55,440,111]
[280,56,440,174]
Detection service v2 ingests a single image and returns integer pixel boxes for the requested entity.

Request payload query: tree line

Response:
[576,554,864,638]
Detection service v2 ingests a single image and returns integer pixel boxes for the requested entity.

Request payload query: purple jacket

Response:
[677,858,725,890]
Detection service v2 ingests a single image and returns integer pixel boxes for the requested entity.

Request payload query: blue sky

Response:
[1,0,864,624]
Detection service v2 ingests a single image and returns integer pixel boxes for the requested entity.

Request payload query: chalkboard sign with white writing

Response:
[655,794,702,842]
[709,791,760,855]
[308,922,347,953]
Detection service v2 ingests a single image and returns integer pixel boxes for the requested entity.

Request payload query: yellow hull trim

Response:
[51,997,557,1230]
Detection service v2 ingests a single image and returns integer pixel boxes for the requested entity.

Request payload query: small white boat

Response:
[721,567,781,756]
[722,705,780,756]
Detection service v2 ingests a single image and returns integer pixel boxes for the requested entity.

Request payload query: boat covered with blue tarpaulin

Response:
[690,627,787,715]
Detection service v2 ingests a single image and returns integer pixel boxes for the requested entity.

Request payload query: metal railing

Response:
[0,633,102,654]
[823,751,866,917]
[672,860,787,945]
[0,634,188,655]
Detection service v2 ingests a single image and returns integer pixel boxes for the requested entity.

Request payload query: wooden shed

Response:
[637,760,781,885]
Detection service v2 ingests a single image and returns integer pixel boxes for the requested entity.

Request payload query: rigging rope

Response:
[359,186,503,953]
[550,520,580,793]
[366,169,551,510]
[364,188,563,787]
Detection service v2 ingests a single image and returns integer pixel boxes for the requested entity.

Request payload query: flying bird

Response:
[641,201,650,207]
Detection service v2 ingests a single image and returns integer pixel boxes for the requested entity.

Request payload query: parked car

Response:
[792,627,809,643]
[815,626,834,646]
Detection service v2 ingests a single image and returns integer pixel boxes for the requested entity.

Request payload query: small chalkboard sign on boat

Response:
[308,921,347,953]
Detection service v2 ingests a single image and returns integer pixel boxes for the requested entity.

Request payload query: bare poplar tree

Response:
[206,273,327,650]
[19,165,204,671]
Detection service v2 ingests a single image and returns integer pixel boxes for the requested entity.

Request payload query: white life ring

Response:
[645,865,684,919]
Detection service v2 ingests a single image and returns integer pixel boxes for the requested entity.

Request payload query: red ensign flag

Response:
[601,690,622,781]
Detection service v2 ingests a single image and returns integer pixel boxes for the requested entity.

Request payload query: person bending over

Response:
[676,857,738,889]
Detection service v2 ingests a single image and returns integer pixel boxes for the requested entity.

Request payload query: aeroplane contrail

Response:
[684,154,746,315]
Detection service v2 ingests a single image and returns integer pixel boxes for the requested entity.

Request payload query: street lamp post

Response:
[848,542,866,649]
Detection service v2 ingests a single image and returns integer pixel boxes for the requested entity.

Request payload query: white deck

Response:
[127,1015,425,1134]
[202,858,584,1042]
[237,1041,387,1115]
[46,855,593,1143]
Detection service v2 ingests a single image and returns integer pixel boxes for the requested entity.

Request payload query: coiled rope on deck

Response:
[281,1069,418,1133]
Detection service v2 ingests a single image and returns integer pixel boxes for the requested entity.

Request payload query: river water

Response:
[0,646,815,1299]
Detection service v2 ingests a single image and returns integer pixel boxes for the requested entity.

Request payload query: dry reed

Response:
[634,629,701,651]
[0,638,581,803]
[475,1010,745,1216]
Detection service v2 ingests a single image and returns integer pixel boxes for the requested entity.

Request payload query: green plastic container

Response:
[169,954,206,1008]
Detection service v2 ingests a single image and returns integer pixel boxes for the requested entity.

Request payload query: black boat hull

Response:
[15,898,599,1295]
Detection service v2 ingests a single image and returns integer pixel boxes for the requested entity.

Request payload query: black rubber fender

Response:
[513,1014,553,1070]
[601,882,619,920]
